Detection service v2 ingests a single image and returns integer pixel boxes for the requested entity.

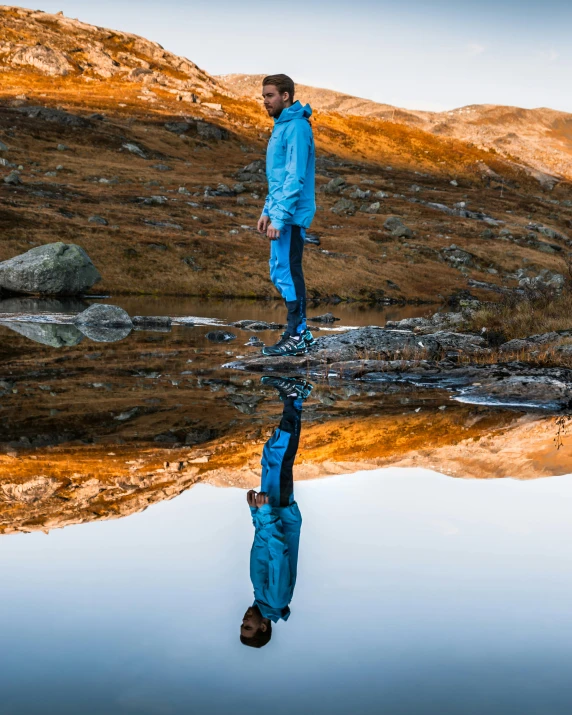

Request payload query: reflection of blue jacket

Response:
[249,503,302,622]
[262,101,316,231]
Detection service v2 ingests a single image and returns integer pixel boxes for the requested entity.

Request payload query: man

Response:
[240,375,313,648]
[257,74,316,357]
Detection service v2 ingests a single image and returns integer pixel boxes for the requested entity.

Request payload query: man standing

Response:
[257,74,316,357]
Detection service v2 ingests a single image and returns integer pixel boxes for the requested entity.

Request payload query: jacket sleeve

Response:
[271,120,312,231]
[250,505,292,609]
[262,194,270,217]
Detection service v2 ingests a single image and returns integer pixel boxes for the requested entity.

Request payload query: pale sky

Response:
[9,0,572,113]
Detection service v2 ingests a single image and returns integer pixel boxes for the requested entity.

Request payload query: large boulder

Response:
[0,322,84,348]
[0,243,101,296]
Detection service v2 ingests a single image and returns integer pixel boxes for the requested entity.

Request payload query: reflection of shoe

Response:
[261,375,313,401]
[261,332,308,357]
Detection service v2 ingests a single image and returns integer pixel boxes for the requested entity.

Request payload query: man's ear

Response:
[260,622,268,633]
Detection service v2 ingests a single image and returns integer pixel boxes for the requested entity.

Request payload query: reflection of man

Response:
[240,376,312,648]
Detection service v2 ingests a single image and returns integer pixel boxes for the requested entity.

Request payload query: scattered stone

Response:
[0,140,9,151]
[88,216,108,226]
[152,164,172,172]
[138,195,168,205]
[122,143,146,158]
[206,330,236,342]
[15,106,89,128]
[197,122,228,141]
[309,313,340,323]
[12,44,73,76]
[57,144,68,151]
[331,198,356,215]
[384,216,413,238]
[143,219,182,230]
[74,304,133,343]
[0,243,101,295]
[228,394,264,414]
[132,316,172,331]
[165,122,192,134]
[246,336,264,347]
[185,428,216,445]
[322,177,346,194]
[178,187,191,195]
[3,171,21,185]
[182,256,202,271]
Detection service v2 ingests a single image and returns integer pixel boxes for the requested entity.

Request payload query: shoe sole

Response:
[261,347,308,357]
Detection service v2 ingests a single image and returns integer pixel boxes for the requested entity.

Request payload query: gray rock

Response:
[132,316,172,332]
[88,216,108,226]
[143,219,182,230]
[152,164,172,172]
[0,243,101,295]
[364,202,381,214]
[138,195,168,205]
[74,304,133,343]
[349,187,370,200]
[4,171,21,185]
[331,198,356,215]
[384,216,413,238]
[185,428,216,445]
[197,122,228,141]
[165,122,192,134]
[15,106,89,128]
[12,44,73,76]
[57,144,68,151]
[206,330,236,342]
[75,303,132,327]
[232,320,272,331]
[122,143,146,158]
[0,141,9,151]
[0,321,84,347]
[459,375,572,410]
[309,313,340,323]
[227,394,264,414]
[322,177,346,194]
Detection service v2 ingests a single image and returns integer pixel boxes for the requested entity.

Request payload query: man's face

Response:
[241,606,266,638]
[262,84,290,118]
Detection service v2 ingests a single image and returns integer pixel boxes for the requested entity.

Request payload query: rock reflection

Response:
[241,376,312,648]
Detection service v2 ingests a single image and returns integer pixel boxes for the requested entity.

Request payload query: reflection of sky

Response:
[3,468,572,713]
[9,0,572,112]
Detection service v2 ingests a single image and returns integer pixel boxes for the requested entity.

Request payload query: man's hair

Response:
[263,74,295,102]
[240,622,272,649]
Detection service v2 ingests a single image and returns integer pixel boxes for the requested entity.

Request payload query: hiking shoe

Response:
[261,333,307,357]
[261,375,313,401]
[302,329,315,348]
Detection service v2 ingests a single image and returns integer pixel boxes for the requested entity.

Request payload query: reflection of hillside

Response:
[1,406,570,536]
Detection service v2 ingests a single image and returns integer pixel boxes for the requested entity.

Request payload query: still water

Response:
[2,470,572,714]
[1,297,572,713]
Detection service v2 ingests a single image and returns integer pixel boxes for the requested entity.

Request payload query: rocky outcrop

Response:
[11,44,73,76]
[0,243,101,295]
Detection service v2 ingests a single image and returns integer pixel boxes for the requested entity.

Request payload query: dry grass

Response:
[464,290,572,342]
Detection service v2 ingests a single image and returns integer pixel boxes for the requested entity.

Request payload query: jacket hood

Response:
[274,100,312,124]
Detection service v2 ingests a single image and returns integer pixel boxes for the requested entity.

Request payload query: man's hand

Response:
[266,224,281,240]
[257,215,270,234]
[246,490,269,508]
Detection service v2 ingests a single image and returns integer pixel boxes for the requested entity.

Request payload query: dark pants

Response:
[269,225,307,336]
[261,397,303,507]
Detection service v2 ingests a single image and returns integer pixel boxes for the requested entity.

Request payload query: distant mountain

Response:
[0,5,228,100]
[220,74,572,182]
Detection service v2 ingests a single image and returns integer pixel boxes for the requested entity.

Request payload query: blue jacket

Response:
[249,503,302,622]
[262,101,316,231]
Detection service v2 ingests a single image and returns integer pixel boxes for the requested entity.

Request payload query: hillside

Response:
[0,6,571,303]
[221,74,572,184]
